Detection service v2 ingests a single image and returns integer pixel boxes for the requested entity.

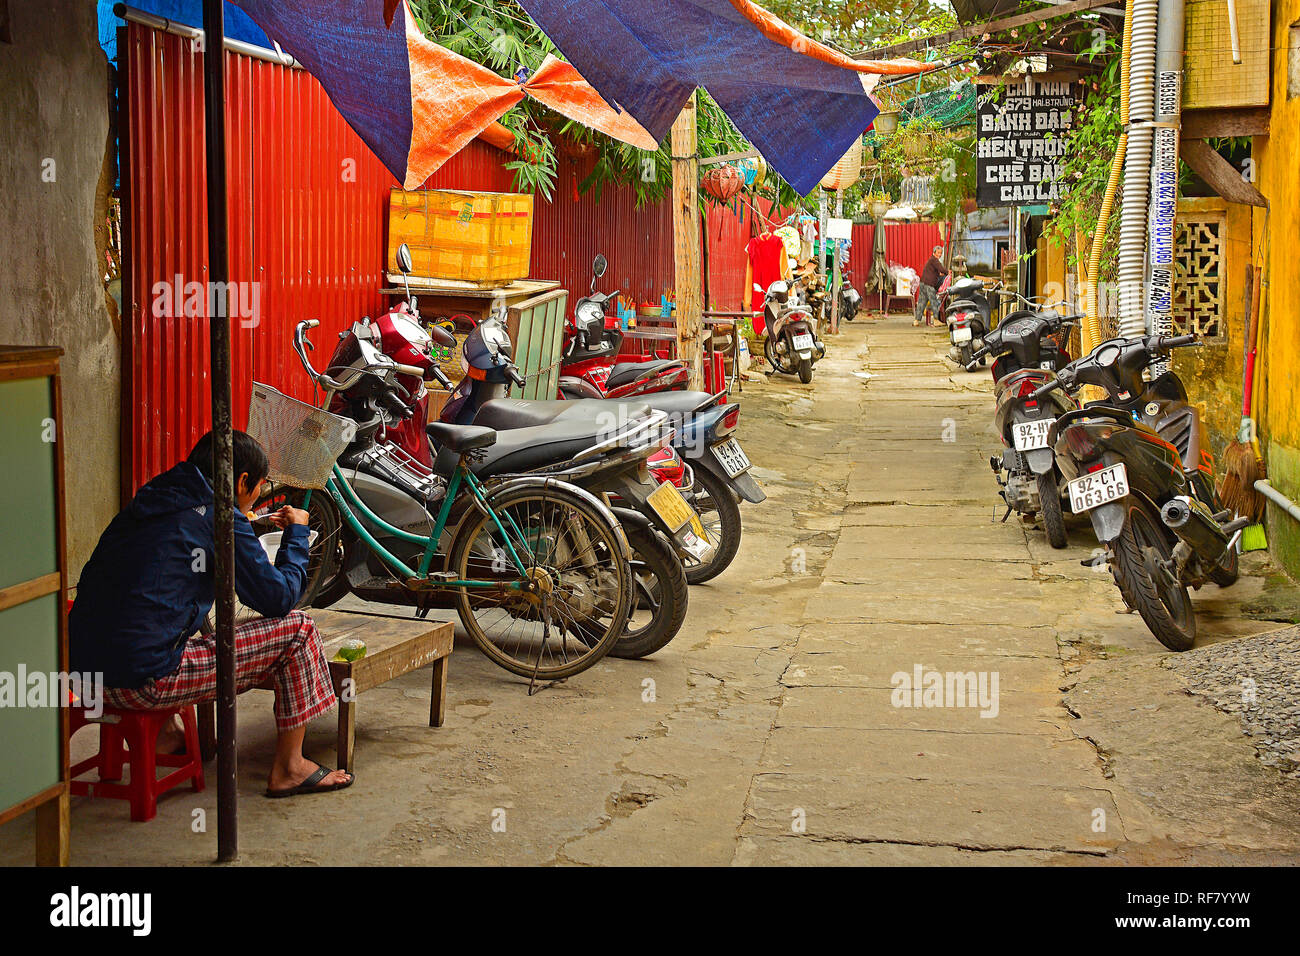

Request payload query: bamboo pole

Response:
[671,97,704,389]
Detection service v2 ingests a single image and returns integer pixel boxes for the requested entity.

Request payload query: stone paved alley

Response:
[8,314,1300,866]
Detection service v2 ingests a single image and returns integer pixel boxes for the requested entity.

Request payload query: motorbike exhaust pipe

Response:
[1160,496,1230,559]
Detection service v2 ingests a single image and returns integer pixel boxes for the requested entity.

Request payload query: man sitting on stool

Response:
[70,430,353,798]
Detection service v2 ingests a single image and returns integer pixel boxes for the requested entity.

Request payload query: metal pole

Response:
[830,191,844,334]
[201,0,238,863]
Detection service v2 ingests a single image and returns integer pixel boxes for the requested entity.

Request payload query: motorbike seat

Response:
[449,418,631,479]
[630,390,718,416]
[425,421,496,453]
[606,359,682,389]
[473,398,651,431]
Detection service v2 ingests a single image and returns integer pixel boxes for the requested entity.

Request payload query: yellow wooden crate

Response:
[388,188,533,285]
[1183,0,1269,110]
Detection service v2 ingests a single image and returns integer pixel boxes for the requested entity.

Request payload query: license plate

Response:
[1067,463,1130,513]
[712,438,751,478]
[792,333,814,351]
[1012,418,1055,452]
[646,480,698,533]
[952,326,973,344]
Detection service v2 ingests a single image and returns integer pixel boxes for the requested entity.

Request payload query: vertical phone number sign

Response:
[976,79,1080,207]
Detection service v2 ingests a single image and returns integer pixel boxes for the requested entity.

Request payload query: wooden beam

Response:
[1181,107,1270,139]
[700,147,760,167]
[1180,139,1267,207]
[671,100,705,390]
[857,0,1124,59]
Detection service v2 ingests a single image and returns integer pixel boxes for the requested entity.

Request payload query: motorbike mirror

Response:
[592,254,608,278]
[396,243,414,275]
[428,323,457,349]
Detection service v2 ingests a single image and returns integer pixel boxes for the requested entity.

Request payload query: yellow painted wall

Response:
[1035,230,1068,306]
[1169,197,1252,457]
[1252,0,1300,573]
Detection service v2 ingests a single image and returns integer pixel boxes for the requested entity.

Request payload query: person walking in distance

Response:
[914,244,948,327]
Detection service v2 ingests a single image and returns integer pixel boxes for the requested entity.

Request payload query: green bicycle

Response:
[248,321,633,685]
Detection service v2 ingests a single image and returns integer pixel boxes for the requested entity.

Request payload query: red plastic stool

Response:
[68,705,205,822]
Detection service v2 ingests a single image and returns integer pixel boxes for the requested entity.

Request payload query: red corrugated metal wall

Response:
[847,221,946,288]
[126,25,540,491]
[122,25,807,490]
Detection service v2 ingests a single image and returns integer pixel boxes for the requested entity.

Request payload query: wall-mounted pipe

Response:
[1145,0,1185,373]
[1256,480,1300,525]
[1083,2,1135,363]
[1117,0,1161,337]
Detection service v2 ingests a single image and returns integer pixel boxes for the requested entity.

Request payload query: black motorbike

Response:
[966,308,1079,548]
[943,276,995,367]
[1034,334,1245,650]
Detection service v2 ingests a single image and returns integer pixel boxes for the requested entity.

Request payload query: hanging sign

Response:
[975,78,1080,207]
[826,218,853,240]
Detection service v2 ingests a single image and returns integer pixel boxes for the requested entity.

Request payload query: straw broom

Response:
[1218,259,1266,524]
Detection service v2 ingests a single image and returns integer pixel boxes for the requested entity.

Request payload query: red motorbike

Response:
[558,254,691,399]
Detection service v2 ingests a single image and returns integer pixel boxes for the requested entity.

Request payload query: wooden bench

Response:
[199,608,454,773]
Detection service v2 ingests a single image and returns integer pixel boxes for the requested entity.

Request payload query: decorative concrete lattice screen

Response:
[1172,214,1225,339]
[1183,0,1270,109]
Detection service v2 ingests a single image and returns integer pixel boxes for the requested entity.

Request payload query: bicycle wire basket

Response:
[247,383,357,490]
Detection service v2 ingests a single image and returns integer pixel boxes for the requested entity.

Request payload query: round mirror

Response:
[396,243,414,275]
[592,254,608,278]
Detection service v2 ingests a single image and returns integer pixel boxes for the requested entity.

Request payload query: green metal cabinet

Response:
[0,346,69,865]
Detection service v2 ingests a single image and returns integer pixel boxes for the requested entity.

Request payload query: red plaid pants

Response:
[105,610,337,732]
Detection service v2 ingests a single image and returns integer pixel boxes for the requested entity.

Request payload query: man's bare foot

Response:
[268,756,352,793]
[156,715,187,754]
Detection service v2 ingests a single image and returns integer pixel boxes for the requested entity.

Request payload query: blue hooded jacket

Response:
[69,461,310,689]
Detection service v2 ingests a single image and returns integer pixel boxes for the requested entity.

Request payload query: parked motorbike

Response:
[1033,333,1246,650]
[559,254,691,400]
[763,279,824,384]
[838,268,862,322]
[943,276,995,368]
[965,306,1080,548]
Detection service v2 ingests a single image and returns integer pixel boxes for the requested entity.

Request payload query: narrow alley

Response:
[16,315,1300,867]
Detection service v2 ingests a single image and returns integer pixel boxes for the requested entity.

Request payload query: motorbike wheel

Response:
[958,344,973,367]
[684,467,743,585]
[253,485,342,609]
[1112,503,1197,651]
[447,482,632,681]
[1036,471,1068,549]
[797,357,814,384]
[764,336,792,375]
[609,524,689,659]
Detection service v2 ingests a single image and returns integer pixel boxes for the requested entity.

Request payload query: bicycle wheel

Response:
[448,481,632,681]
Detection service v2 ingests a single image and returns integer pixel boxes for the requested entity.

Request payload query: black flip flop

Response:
[265,764,354,798]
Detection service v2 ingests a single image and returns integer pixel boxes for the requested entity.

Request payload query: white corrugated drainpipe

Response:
[1117,0,1161,337]
[1145,0,1185,374]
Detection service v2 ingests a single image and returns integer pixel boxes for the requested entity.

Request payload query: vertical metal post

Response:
[830,191,844,334]
[201,0,238,863]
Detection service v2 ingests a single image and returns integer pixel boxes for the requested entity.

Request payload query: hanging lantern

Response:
[819,141,864,191]
[701,164,744,202]
[736,154,767,190]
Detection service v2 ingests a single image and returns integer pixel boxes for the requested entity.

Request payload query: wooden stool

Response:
[69,705,205,822]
